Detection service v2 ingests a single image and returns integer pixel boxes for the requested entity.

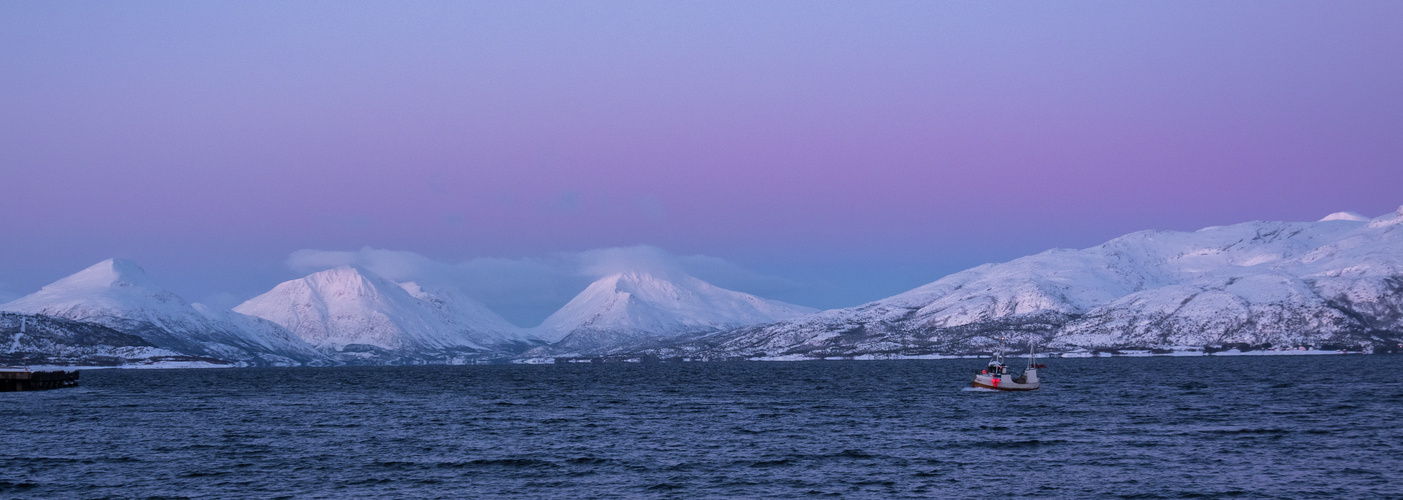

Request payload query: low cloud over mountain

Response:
[284,245,804,327]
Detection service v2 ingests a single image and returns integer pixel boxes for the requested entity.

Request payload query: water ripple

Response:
[2,356,1401,498]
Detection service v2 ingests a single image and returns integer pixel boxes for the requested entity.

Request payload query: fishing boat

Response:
[971,342,1043,391]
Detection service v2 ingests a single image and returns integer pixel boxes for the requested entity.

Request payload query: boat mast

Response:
[997,336,1007,367]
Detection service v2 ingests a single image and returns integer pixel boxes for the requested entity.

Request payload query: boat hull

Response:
[971,379,1039,391]
[970,371,1039,391]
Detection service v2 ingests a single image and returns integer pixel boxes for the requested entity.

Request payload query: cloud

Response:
[287,248,442,283]
[570,246,801,296]
[673,254,801,297]
[283,245,801,327]
[574,245,687,279]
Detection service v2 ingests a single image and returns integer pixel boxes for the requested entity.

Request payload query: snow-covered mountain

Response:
[531,271,817,355]
[0,312,205,367]
[652,207,1403,358]
[234,266,532,362]
[399,281,540,350]
[0,259,324,365]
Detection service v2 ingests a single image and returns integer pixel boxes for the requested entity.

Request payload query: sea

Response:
[3,355,1401,499]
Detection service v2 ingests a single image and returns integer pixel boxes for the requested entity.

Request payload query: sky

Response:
[2,2,1402,326]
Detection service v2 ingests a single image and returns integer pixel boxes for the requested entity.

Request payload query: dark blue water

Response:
[3,356,1401,499]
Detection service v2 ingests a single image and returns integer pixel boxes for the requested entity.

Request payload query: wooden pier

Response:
[0,370,80,391]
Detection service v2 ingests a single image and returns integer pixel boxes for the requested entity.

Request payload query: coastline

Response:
[5,346,1386,370]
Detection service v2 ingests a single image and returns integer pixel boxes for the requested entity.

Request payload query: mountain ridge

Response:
[0,259,324,365]
[234,266,535,363]
[529,271,817,356]
[635,208,1403,359]
[5,207,1402,365]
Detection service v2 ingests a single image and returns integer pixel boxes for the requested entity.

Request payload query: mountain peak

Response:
[304,264,376,282]
[0,259,322,365]
[60,258,156,290]
[293,265,402,298]
[235,266,523,356]
[1319,211,1368,222]
[605,270,679,289]
[532,271,816,350]
[1,258,174,318]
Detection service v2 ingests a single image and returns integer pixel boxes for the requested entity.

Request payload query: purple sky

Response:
[3,2,1402,324]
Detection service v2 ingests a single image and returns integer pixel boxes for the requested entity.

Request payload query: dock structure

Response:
[0,370,80,391]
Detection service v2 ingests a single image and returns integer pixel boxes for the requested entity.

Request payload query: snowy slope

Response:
[398,281,539,349]
[235,266,525,361]
[532,271,816,355]
[659,207,1403,358]
[0,312,194,366]
[0,259,324,365]
[1055,209,1403,347]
